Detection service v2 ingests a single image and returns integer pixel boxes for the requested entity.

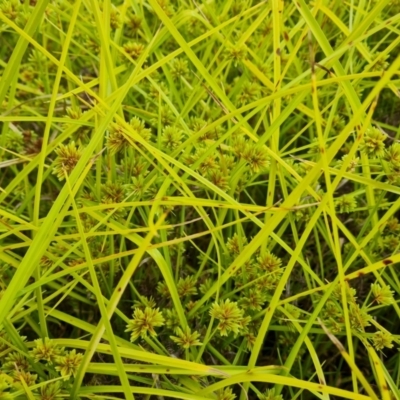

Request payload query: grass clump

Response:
[1,0,400,399]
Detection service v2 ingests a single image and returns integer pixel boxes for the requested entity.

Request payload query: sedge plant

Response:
[1,0,400,399]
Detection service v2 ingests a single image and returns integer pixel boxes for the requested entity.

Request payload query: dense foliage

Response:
[1,0,400,399]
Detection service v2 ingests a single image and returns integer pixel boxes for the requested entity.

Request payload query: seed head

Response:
[257,251,282,272]
[371,330,394,351]
[130,117,152,142]
[161,126,183,150]
[133,296,157,310]
[130,175,146,199]
[151,106,174,126]
[39,381,62,400]
[242,145,269,173]
[210,299,247,336]
[336,154,359,172]
[231,0,247,15]
[216,387,236,400]
[334,194,357,213]
[12,371,37,387]
[155,0,174,16]
[386,217,400,233]
[107,123,130,154]
[164,308,180,332]
[232,135,248,159]
[244,331,257,350]
[370,53,389,72]
[258,388,284,400]
[192,148,218,174]
[226,44,247,66]
[240,289,267,311]
[126,12,142,35]
[325,317,343,334]
[55,349,83,378]
[226,233,247,256]
[126,307,165,342]
[30,337,64,364]
[2,352,30,372]
[177,275,197,297]
[157,281,170,298]
[4,130,24,153]
[170,58,189,79]
[170,327,202,349]
[66,106,82,120]
[349,303,370,332]
[385,143,400,168]
[110,5,122,30]
[237,81,260,105]
[123,42,145,60]
[255,273,281,292]
[101,181,126,204]
[53,141,83,181]
[120,157,147,177]
[199,278,214,295]
[371,283,394,306]
[360,128,386,158]
[0,0,21,21]
[208,169,230,192]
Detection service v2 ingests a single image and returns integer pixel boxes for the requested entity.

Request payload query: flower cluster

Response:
[0,334,83,398]
[210,299,249,336]
[126,307,165,342]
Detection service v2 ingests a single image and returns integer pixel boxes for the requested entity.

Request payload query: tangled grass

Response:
[1,0,400,399]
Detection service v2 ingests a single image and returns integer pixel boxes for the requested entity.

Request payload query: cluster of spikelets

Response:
[2,0,272,201]
[0,334,83,399]
[125,306,202,349]
[318,282,396,352]
[0,0,30,27]
[122,231,397,357]
[358,128,400,185]
[35,115,273,247]
[330,128,400,213]
[111,233,282,354]
[49,117,270,198]
[33,122,400,237]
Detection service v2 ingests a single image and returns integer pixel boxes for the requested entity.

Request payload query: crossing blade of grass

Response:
[31,0,82,340]
[79,386,212,400]
[147,0,245,126]
[191,54,400,379]
[198,371,372,400]
[0,25,159,327]
[278,306,329,400]
[33,0,82,227]
[0,0,51,104]
[50,339,223,374]
[65,174,135,400]
[269,87,394,396]
[309,43,357,392]
[293,0,383,228]
[320,322,379,400]
[70,214,168,396]
[85,209,188,328]
[85,363,282,376]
